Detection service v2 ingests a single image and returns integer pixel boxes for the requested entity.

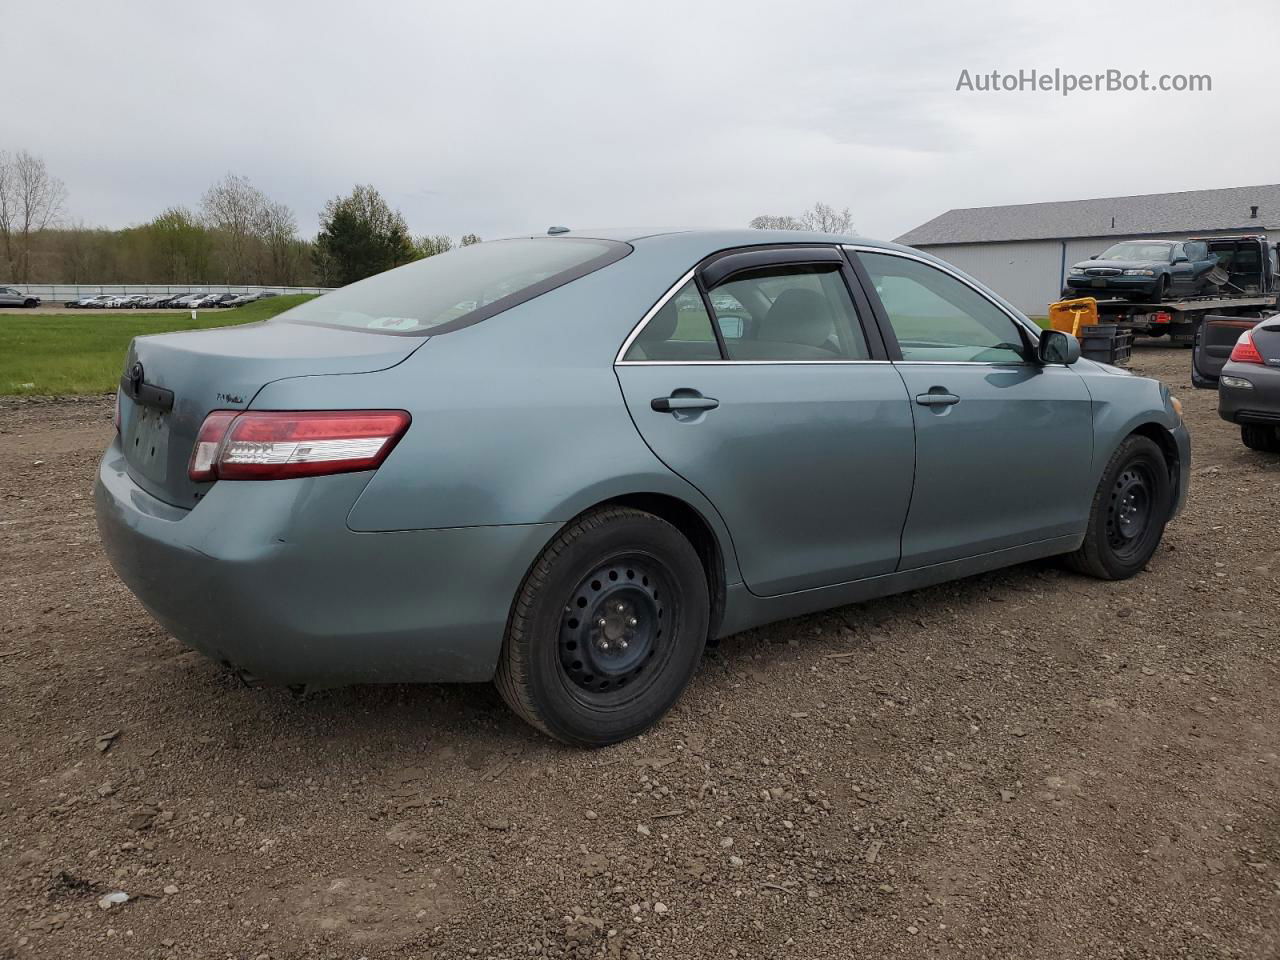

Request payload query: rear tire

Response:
[495,506,709,747]
[1064,435,1173,580]
[1241,425,1280,453]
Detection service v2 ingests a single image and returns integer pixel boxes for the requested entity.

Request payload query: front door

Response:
[615,251,916,596]
[852,248,1095,569]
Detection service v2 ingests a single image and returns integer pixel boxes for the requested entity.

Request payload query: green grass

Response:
[0,295,315,396]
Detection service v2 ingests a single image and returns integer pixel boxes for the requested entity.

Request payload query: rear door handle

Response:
[914,391,960,407]
[651,394,719,413]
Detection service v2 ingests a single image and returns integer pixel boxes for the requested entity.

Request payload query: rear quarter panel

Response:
[248,237,747,585]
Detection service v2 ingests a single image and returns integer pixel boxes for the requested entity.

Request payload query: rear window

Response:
[276,237,628,335]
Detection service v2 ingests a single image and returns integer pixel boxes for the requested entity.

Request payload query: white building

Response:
[895,183,1280,315]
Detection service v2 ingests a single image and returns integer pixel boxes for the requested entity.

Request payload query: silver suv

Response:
[0,286,40,308]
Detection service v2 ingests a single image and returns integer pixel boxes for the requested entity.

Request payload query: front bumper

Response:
[95,438,556,686]
[1065,276,1159,297]
[1217,363,1280,426]
[1171,421,1192,518]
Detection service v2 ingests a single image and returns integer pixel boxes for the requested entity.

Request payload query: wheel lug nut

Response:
[615,602,625,613]
[617,639,628,649]
[627,617,638,627]
[599,639,610,651]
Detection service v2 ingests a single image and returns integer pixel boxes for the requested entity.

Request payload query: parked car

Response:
[1213,315,1280,451]
[96,230,1190,746]
[0,286,40,307]
[1064,239,1220,302]
[68,295,112,308]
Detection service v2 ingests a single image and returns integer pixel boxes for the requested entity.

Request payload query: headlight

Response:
[1069,268,1085,275]
[1220,376,1254,389]
[1169,395,1183,418]
[1123,269,1156,276]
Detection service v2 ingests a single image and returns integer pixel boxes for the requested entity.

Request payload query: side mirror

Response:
[1038,329,1080,365]
[1089,255,1098,260]
[1172,255,1189,263]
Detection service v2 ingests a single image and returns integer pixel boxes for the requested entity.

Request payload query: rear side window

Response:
[276,238,627,335]
[623,281,720,361]
[708,265,869,361]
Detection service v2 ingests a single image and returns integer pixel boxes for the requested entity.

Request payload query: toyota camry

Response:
[96,229,1190,746]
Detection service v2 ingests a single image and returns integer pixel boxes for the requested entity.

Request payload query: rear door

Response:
[1194,315,1261,387]
[849,247,1095,569]
[615,247,916,597]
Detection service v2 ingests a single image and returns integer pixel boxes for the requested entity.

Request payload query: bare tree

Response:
[259,200,301,284]
[749,202,854,235]
[460,233,481,246]
[0,150,68,281]
[748,214,805,231]
[201,173,271,282]
[414,234,454,258]
[800,201,854,234]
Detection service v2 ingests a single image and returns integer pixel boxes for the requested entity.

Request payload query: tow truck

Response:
[1062,235,1280,346]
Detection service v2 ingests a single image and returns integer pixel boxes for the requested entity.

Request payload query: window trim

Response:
[616,247,888,366]
[844,245,1042,366]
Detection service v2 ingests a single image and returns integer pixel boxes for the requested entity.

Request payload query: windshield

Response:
[1098,242,1173,262]
[276,237,627,335]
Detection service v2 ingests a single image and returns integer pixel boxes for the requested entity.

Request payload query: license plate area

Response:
[125,406,171,482]
[1091,278,1107,287]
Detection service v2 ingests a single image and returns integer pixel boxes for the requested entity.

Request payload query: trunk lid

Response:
[1253,316,1280,363]
[118,320,425,508]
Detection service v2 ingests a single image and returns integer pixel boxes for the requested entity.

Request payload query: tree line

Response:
[0,149,481,287]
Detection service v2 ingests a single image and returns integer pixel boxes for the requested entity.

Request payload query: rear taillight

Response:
[187,410,410,482]
[1230,329,1265,365]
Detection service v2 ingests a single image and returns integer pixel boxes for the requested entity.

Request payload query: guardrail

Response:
[9,283,333,301]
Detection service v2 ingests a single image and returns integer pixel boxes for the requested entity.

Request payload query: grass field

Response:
[0,295,315,396]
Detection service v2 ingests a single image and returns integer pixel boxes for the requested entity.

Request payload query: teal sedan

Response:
[96,229,1190,746]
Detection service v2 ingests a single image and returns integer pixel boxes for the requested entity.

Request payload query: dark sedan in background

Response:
[1215,315,1280,451]
[1064,239,1219,302]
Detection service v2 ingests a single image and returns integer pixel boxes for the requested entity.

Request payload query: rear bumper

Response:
[1216,364,1280,425]
[95,438,555,685]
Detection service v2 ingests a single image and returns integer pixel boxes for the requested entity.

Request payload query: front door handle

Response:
[651,394,719,413]
[914,390,960,407]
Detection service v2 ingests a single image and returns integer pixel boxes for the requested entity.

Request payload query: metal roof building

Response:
[895,184,1280,315]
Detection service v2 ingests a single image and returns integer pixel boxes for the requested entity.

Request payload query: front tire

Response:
[1064,435,1173,580]
[495,506,709,747]
[1241,425,1280,452]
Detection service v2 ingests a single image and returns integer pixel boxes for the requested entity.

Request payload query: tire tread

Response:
[494,506,684,741]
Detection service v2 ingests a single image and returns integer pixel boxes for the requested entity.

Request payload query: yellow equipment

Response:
[1048,297,1098,336]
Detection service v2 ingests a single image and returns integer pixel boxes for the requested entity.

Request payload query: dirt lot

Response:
[1,346,1277,960]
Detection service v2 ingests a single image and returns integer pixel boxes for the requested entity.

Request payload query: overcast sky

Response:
[11,0,1279,242]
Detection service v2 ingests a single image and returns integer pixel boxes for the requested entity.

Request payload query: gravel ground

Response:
[1,346,1278,960]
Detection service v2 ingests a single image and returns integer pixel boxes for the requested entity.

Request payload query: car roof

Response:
[500,227,915,260]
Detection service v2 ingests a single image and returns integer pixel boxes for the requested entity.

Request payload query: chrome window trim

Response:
[614,264,881,367]
[615,268,699,364]
[843,244,1045,341]
[617,359,893,366]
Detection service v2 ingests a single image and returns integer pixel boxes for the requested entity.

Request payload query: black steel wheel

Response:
[496,507,709,746]
[1064,434,1173,580]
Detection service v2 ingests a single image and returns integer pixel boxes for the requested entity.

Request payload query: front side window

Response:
[706,265,869,361]
[276,237,625,335]
[859,252,1027,364]
[623,281,720,361]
